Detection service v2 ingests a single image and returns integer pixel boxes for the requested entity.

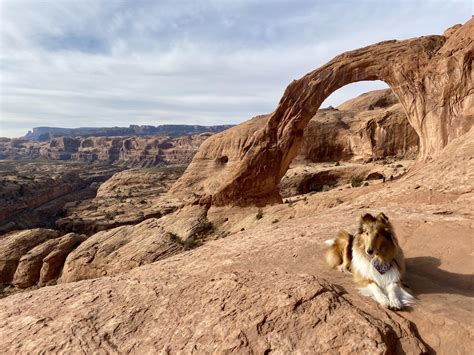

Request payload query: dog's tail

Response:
[325,230,352,269]
[324,239,335,247]
[398,286,416,306]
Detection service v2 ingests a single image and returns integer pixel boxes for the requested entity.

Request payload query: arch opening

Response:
[277,81,420,199]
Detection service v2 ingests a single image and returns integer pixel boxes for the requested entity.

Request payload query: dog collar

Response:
[372,259,392,274]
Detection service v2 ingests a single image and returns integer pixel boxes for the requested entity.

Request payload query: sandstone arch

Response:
[170,19,473,206]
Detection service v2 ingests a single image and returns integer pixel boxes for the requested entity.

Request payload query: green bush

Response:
[351,176,364,188]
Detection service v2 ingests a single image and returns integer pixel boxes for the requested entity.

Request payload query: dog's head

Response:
[357,212,396,261]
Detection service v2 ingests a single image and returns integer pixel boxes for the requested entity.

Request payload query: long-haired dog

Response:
[325,212,414,310]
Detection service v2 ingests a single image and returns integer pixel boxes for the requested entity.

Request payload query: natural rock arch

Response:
[170,20,473,206]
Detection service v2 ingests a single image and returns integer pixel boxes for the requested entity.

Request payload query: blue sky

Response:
[0,0,471,137]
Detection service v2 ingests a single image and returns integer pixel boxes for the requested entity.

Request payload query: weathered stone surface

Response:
[12,233,86,288]
[171,19,473,206]
[0,266,426,353]
[59,218,184,283]
[0,229,60,284]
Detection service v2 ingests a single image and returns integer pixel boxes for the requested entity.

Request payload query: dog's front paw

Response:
[377,295,391,309]
[388,297,402,311]
[337,264,351,274]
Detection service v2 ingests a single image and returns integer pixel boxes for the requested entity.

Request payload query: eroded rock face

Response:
[12,233,86,288]
[59,218,184,283]
[0,133,217,167]
[298,89,419,163]
[171,19,473,206]
[39,134,212,167]
[0,229,60,284]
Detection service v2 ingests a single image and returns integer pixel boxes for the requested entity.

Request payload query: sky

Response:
[0,0,471,138]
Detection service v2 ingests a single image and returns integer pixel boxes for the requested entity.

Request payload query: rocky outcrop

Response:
[0,229,60,284]
[12,233,86,288]
[59,219,181,283]
[171,19,473,206]
[0,138,41,160]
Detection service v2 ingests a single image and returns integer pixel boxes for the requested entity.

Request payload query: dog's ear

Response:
[376,212,389,223]
[359,213,375,233]
[360,213,376,224]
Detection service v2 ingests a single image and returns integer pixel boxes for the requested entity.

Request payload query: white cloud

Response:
[0,0,471,137]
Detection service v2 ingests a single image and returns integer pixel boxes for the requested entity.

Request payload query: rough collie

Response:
[325,212,414,310]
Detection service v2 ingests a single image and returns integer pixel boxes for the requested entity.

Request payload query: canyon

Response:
[0,19,472,353]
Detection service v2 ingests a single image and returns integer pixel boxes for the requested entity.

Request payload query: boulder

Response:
[59,218,184,283]
[0,229,60,284]
[12,233,86,288]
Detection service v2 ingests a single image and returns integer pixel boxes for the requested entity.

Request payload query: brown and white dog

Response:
[325,212,414,310]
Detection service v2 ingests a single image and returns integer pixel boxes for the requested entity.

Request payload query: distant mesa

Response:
[23,124,234,141]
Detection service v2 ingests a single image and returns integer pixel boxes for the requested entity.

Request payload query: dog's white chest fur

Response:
[351,248,414,308]
[352,248,401,288]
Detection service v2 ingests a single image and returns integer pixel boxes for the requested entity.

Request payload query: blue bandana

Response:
[372,259,392,274]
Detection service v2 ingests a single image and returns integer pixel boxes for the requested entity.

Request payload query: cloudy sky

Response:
[0,0,471,137]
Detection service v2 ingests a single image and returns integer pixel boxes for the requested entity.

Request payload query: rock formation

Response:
[0,229,60,284]
[171,19,473,206]
[12,233,86,288]
[1,90,419,168]
[55,166,186,234]
[39,134,213,167]
[0,133,217,167]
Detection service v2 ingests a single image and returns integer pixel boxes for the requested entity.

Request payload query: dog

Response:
[325,212,414,310]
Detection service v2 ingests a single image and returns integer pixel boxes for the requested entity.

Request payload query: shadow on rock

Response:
[404,256,473,298]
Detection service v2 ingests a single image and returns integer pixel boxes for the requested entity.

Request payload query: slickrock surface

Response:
[0,267,426,353]
[171,19,473,206]
[0,127,472,352]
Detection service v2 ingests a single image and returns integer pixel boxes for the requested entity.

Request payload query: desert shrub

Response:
[351,176,364,188]
[256,209,263,220]
[183,238,202,250]
[166,232,202,250]
[166,232,181,243]
[405,145,419,160]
